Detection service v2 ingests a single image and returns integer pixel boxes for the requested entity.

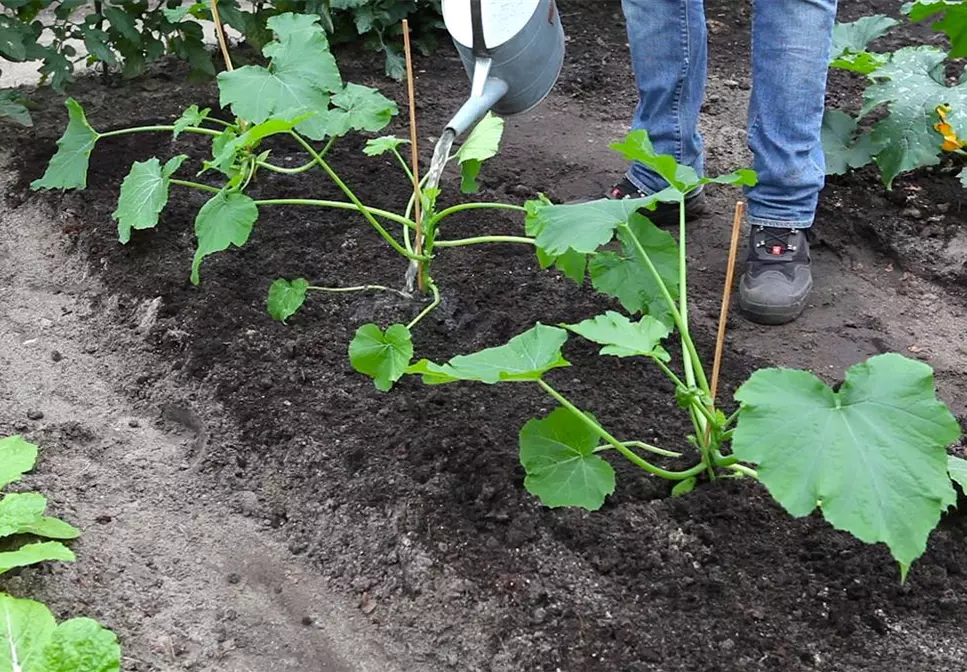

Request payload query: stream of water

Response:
[405,128,457,293]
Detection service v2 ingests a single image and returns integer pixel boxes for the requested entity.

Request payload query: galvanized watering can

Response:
[441,0,566,136]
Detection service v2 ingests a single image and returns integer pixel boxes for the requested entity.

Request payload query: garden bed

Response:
[5,0,967,670]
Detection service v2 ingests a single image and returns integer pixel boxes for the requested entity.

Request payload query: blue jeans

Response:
[621,0,837,229]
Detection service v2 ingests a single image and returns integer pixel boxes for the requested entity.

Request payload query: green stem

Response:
[391,148,416,185]
[98,125,221,138]
[252,199,416,230]
[257,159,318,175]
[619,221,708,394]
[653,358,688,391]
[435,235,535,248]
[538,381,706,481]
[428,202,529,229]
[594,441,683,459]
[308,284,411,299]
[724,408,741,427]
[170,178,221,194]
[713,450,739,467]
[677,200,710,396]
[406,280,442,330]
[727,463,758,479]
[289,132,428,262]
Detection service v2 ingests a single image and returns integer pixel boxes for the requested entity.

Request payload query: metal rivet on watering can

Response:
[441,0,566,137]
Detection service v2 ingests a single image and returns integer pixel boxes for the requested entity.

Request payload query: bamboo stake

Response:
[209,0,234,72]
[710,201,745,404]
[402,19,425,292]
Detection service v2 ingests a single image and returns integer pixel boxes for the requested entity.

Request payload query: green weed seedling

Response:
[32,12,533,392]
[398,131,967,580]
[0,435,122,671]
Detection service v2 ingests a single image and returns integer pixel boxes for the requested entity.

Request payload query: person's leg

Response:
[614,0,707,213]
[739,0,837,325]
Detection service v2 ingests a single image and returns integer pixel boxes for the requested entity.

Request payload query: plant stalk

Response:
[288,132,428,262]
[538,381,706,481]
[434,235,535,248]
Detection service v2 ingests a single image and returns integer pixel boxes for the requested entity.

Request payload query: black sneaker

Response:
[738,227,813,325]
[607,177,707,227]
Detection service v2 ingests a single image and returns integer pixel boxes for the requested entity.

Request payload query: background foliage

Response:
[0,0,443,125]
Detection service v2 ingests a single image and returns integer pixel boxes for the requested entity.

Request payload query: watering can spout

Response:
[441,0,565,136]
[445,58,510,137]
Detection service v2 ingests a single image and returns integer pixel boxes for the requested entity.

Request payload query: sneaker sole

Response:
[737,278,813,326]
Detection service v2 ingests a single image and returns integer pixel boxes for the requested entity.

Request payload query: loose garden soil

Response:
[4,1,967,671]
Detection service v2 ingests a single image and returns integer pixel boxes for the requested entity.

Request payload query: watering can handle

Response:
[470,0,489,58]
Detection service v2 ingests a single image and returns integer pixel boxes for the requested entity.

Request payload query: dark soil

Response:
[7,1,967,670]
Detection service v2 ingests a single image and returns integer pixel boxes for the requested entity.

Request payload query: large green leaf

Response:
[0,435,37,489]
[217,13,341,140]
[0,541,75,575]
[519,408,615,510]
[861,46,967,187]
[588,214,679,325]
[733,353,961,576]
[821,109,876,175]
[113,155,187,244]
[191,192,259,285]
[0,594,121,672]
[526,196,666,256]
[267,278,309,322]
[323,83,398,138]
[31,98,99,190]
[830,15,898,73]
[406,324,569,385]
[349,324,413,392]
[565,311,671,361]
[908,1,967,58]
[455,112,504,194]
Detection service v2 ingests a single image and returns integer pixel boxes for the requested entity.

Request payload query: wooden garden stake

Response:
[209,0,234,72]
[402,19,425,292]
[710,200,745,405]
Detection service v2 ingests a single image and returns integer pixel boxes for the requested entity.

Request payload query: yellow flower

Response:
[935,104,966,151]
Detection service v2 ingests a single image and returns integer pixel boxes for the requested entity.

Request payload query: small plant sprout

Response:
[32,13,535,393]
[399,131,967,579]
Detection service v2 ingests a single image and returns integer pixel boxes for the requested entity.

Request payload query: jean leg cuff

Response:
[746,214,813,230]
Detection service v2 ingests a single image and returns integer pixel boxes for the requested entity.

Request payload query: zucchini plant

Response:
[31,12,527,390]
[0,435,122,672]
[823,2,967,186]
[394,132,967,579]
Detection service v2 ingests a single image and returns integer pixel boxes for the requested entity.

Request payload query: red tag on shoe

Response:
[770,244,784,255]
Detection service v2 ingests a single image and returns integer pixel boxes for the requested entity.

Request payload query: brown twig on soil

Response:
[209,0,234,72]
[402,19,425,292]
[710,201,745,405]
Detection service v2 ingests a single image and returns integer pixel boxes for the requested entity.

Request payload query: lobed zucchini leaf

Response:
[191,191,259,285]
[564,311,671,361]
[821,109,876,175]
[519,407,615,510]
[455,112,504,194]
[406,324,569,385]
[30,98,99,191]
[733,353,961,578]
[349,324,413,392]
[267,278,309,322]
[114,155,188,244]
